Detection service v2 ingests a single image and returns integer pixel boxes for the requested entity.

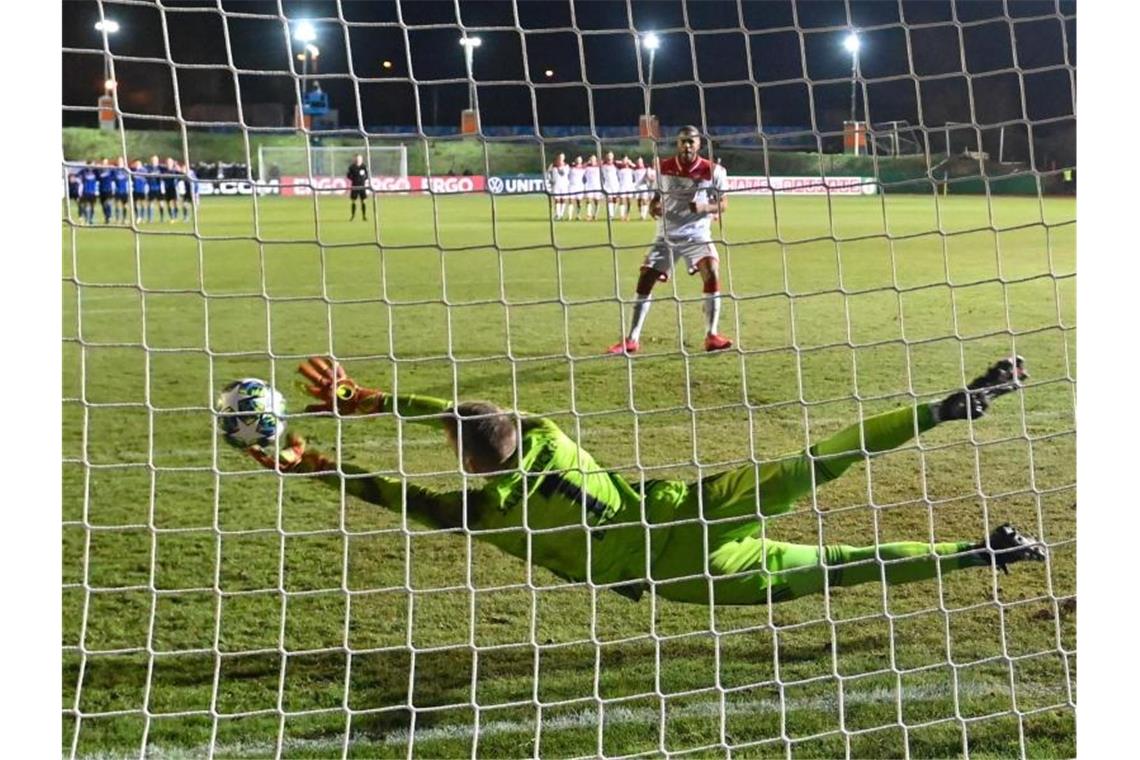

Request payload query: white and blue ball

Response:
[216,378,287,447]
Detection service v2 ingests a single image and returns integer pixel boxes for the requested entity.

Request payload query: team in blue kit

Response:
[75,162,99,224]
[96,159,115,223]
[146,154,165,222]
[130,160,148,221]
[161,157,180,220]
[66,155,198,225]
[112,158,130,223]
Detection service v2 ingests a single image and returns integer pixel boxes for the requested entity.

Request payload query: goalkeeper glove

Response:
[298,356,385,415]
[234,432,335,475]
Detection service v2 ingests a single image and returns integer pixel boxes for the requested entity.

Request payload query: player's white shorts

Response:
[642,239,718,281]
[619,181,635,198]
[552,182,571,198]
[568,183,584,198]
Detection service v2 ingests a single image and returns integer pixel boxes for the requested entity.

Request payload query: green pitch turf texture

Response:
[62,191,1075,759]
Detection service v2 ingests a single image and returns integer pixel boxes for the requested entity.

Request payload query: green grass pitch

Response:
[63,190,1075,758]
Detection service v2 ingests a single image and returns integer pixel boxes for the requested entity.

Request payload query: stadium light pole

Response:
[641,33,660,119]
[294,21,317,92]
[94,19,120,89]
[459,36,483,111]
[306,44,320,80]
[843,32,861,124]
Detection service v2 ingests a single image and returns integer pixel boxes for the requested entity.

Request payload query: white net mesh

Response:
[256,145,409,184]
[62,0,1075,757]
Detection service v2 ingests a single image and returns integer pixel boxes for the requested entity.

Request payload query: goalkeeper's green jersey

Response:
[335,393,682,596]
[474,416,682,594]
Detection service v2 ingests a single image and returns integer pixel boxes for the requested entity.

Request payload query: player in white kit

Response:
[607,127,731,355]
[600,151,621,219]
[617,156,636,221]
[567,157,586,221]
[582,155,602,221]
[547,153,571,221]
[633,156,655,220]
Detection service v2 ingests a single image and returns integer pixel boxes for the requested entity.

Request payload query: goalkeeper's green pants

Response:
[647,404,983,605]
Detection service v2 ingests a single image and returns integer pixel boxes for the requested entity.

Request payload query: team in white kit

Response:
[547,151,659,222]
[544,128,732,355]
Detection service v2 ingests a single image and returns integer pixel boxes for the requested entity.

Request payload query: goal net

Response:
[257,145,409,184]
[62,0,1075,757]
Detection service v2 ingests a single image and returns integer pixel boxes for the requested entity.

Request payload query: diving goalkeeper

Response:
[239,356,1045,605]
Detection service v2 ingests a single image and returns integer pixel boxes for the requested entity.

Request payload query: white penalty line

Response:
[91,680,1062,760]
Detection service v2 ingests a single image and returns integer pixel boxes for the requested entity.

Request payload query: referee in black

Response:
[346,154,369,221]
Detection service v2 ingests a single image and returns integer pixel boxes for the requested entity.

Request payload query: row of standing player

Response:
[547,152,659,222]
[547,131,731,355]
[66,156,198,225]
[69,132,728,355]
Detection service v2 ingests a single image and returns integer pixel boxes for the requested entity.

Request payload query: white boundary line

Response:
[81,681,1064,759]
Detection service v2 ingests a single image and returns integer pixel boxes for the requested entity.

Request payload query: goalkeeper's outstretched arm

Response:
[274,356,524,525]
[298,356,454,429]
[297,356,524,476]
[244,434,484,531]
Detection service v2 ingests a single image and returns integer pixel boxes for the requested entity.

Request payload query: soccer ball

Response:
[216,378,287,447]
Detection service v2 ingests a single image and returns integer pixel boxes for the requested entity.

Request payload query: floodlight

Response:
[95,20,120,34]
[643,33,660,51]
[843,33,861,54]
[294,21,317,43]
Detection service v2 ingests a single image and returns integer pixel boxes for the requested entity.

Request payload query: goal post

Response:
[61,1,1076,758]
[256,144,408,184]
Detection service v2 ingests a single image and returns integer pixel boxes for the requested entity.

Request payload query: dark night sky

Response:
[62,0,1075,158]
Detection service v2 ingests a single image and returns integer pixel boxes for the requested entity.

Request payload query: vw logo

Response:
[487,176,504,194]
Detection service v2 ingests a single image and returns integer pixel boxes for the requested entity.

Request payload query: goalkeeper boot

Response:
[606,338,639,355]
[937,356,1028,421]
[981,523,1046,574]
[704,333,733,352]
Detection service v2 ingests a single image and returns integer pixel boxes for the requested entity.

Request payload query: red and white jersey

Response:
[549,163,570,191]
[568,165,585,191]
[655,156,727,242]
[617,164,635,193]
[583,164,602,191]
[601,161,620,193]
[633,166,648,188]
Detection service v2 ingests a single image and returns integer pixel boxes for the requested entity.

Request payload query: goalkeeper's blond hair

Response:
[444,402,518,473]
